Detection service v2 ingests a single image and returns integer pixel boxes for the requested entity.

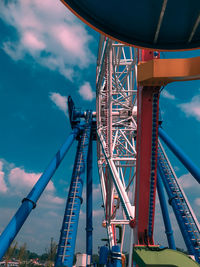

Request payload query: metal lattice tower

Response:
[96,36,137,252]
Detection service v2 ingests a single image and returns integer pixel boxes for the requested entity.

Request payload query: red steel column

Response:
[134,50,160,245]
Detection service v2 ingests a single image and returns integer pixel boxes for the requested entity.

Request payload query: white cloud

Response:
[0,161,8,193]
[22,31,46,51]
[161,89,176,100]
[194,198,200,206]
[0,159,66,254]
[7,165,65,210]
[174,166,180,172]
[178,95,200,121]
[93,209,104,217]
[178,173,200,219]
[93,186,102,201]
[8,167,54,193]
[82,184,101,202]
[79,82,95,101]
[6,164,67,210]
[3,42,23,61]
[49,92,68,115]
[0,0,95,81]
[47,211,58,217]
[42,194,65,205]
[178,173,199,189]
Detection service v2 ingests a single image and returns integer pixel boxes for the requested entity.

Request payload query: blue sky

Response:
[0,0,200,255]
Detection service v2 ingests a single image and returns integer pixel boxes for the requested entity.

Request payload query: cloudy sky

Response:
[0,0,200,256]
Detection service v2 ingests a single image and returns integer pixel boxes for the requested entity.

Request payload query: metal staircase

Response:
[157,141,200,263]
[55,112,92,267]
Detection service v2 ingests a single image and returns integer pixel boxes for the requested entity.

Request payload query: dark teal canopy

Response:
[62,0,200,50]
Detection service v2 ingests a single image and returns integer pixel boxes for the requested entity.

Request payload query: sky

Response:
[0,0,200,256]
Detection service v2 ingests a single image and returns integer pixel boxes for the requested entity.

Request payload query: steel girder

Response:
[96,36,137,252]
[55,112,92,266]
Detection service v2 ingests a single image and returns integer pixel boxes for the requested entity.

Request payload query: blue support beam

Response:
[158,127,200,184]
[55,112,92,267]
[0,128,80,260]
[157,144,200,263]
[157,171,176,250]
[86,136,93,263]
[111,245,122,267]
[158,162,195,257]
[99,246,109,265]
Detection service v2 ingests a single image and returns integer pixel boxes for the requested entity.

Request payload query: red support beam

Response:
[134,50,160,245]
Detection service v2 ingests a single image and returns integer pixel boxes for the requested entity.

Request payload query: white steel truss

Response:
[96,35,138,250]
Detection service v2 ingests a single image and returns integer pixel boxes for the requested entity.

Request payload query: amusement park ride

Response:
[0,0,200,266]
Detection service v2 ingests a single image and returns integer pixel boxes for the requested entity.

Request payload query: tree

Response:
[27,251,39,260]
[4,241,18,267]
[18,243,27,265]
[45,238,57,267]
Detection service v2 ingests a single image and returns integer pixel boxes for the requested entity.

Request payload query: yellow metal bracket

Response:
[138,57,200,86]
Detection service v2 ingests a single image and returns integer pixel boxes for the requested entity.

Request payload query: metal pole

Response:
[0,127,79,259]
[128,229,133,267]
[86,137,93,264]
[55,112,92,267]
[158,127,200,184]
[157,161,195,256]
[157,171,176,250]
[111,245,122,267]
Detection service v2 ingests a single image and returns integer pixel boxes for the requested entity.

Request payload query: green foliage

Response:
[26,251,40,259]
[4,241,18,267]
[45,238,57,267]
[18,243,27,262]
[40,253,48,261]
[46,238,57,260]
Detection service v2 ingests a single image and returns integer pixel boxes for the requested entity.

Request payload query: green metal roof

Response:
[133,247,199,267]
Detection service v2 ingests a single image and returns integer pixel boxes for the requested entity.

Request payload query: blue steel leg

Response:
[0,128,80,260]
[158,143,200,263]
[86,137,93,264]
[55,112,92,267]
[99,246,109,265]
[111,245,122,267]
[157,161,197,258]
[157,171,176,250]
[158,127,200,184]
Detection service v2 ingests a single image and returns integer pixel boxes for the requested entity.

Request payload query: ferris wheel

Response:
[0,1,200,266]
[95,37,200,265]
